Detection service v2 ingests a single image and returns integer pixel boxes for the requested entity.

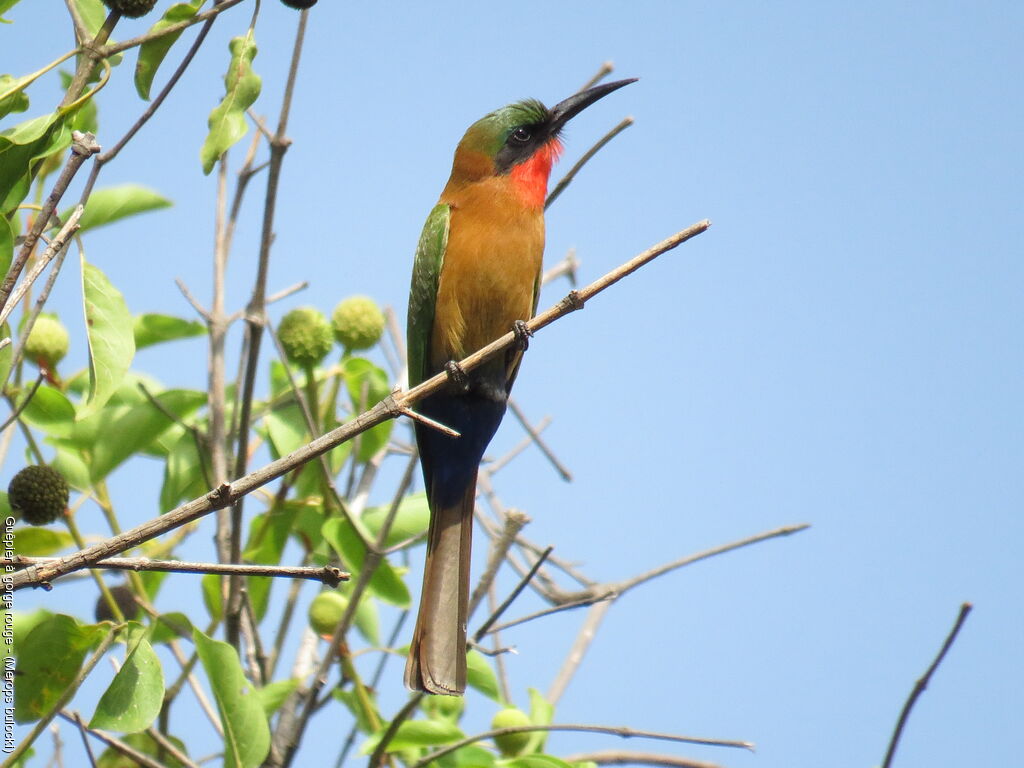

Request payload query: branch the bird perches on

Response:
[8,219,711,592]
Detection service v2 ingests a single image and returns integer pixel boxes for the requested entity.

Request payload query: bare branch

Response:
[468,511,534,620]
[9,220,710,591]
[410,724,753,768]
[546,116,634,210]
[881,602,973,768]
[579,61,615,92]
[101,0,246,56]
[12,556,347,586]
[508,399,572,481]
[474,544,551,643]
[562,751,727,768]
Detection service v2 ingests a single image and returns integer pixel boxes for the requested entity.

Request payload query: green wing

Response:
[407,203,451,388]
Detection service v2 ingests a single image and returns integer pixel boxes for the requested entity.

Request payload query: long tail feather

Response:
[404,475,475,695]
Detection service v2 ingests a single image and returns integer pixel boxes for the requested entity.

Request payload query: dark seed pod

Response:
[280,0,318,8]
[8,465,69,526]
[101,0,159,19]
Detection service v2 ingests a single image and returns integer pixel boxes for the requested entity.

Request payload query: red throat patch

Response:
[510,138,563,209]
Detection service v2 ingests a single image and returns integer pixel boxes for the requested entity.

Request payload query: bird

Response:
[405,78,636,695]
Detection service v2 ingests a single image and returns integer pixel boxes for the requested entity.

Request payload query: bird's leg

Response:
[512,320,533,351]
[444,360,471,392]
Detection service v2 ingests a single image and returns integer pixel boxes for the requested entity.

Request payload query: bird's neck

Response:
[446,138,563,211]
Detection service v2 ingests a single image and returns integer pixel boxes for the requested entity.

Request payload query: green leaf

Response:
[79,261,136,419]
[134,0,204,100]
[90,628,164,732]
[200,34,261,175]
[58,70,97,134]
[149,612,193,645]
[450,745,497,767]
[14,614,104,722]
[466,649,502,702]
[0,74,29,120]
[52,445,91,491]
[334,688,379,735]
[134,313,206,349]
[361,719,464,754]
[0,112,69,215]
[193,628,271,768]
[524,688,555,755]
[67,184,172,233]
[322,517,410,607]
[244,506,298,565]
[201,573,222,622]
[0,1,24,24]
[0,216,13,286]
[19,384,76,438]
[160,430,209,512]
[254,678,298,717]
[5,609,51,667]
[10,527,73,556]
[502,757,573,768]
[362,492,429,548]
[89,388,206,481]
[343,357,394,461]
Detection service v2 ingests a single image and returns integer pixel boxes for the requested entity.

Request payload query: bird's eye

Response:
[511,127,531,144]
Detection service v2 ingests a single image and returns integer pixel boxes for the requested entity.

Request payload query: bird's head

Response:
[447,78,636,207]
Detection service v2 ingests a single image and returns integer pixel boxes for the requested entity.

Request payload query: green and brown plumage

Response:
[406,78,636,695]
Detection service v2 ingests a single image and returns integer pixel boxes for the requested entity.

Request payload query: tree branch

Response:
[12,556,347,586]
[8,220,710,591]
[409,724,753,768]
[561,751,726,768]
[880,602,973,768]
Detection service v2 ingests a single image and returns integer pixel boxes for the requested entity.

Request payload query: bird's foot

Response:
[512,320,533,351]
[444,361,470,392]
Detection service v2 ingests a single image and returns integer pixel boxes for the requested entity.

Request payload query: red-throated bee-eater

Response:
[405,78,636,695]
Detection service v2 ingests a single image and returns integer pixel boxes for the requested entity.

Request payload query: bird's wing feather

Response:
[407,203,451,388]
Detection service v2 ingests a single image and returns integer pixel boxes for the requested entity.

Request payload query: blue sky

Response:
[4,1,1022,766]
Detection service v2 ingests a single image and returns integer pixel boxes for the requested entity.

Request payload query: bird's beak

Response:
[548,78,637,133]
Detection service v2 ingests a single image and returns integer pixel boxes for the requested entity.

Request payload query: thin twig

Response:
[541,247,580,287]
[226,7,309,648]
[492,523,810,634]
[0,372,45,433]
[0,203,85,330]
[9,221,710,591]
[473,545,551,642]
[12,555,347,585]
[580,61,615,92]
[546,116,634,210]
[58,712,172,768]
[101,0,246,56]
[562,751,726,768]
[410,724,753,768]
[548,601,612,706]
[468,510,532,619]
[508,399,572,481]
[79,3,223,203]
[880,602,973,768]
[488,415,553,474]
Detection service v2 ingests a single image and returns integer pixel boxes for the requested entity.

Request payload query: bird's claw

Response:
[512,320,533,351]
[444,361,470,392]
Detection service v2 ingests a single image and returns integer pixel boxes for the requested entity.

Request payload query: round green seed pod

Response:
[308,591,348,636]
[101,0,158,18]
[8,465,69,526]
[491,707,532,757]
[278,307,334,366]
[24,314,69,369]
[331,296,385,352]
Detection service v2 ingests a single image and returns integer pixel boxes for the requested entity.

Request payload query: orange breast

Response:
[430,177,544,372]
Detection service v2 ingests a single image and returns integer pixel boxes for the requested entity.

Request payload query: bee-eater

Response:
[405,78,636,695]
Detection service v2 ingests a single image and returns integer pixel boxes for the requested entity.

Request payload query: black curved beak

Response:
[549,78,637,133]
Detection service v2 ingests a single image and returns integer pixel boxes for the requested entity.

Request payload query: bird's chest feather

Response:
[431,185,544,367]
